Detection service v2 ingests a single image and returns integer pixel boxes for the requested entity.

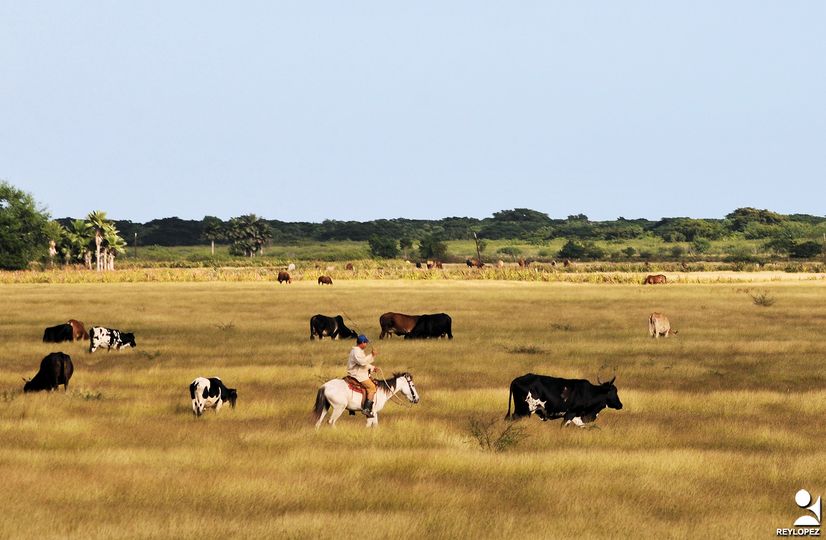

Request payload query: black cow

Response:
[505,373,622,427]
[23,352,74,392]
[405,313,453,339]
[43,323,74,343]
[310,314,358,340]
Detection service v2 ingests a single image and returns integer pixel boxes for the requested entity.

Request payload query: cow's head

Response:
[600,376,623,410]
[226,388,238,409]
[22,377,34,393]
[122,333,137,348]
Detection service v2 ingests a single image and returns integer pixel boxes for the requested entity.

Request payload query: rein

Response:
[377,373,415,409]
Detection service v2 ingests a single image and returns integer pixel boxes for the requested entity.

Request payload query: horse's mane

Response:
[376,372,410,393]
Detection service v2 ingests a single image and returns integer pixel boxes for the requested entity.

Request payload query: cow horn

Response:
[608,376,616,385]
[597,375,602,384]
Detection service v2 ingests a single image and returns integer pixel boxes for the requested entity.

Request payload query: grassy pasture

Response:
[0,279,824,539]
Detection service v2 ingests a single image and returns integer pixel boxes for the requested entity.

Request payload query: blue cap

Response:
[356,334,369,344]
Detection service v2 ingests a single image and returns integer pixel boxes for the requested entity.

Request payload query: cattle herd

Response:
[22,276,678,427]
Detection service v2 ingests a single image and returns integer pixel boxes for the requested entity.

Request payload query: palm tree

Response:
[60,220,94,267]
[87,211,108,271]
[202,217,224,256]
[102,223,126,270]
[43,221,64,266]
[227,214,271,257]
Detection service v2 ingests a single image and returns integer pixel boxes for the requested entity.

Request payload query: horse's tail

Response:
[312,386,329,421]
[505,385,514,420]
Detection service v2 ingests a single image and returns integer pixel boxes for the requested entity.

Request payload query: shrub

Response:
[468,416,528,452]
[368,235,400,258]
[751,292,776,307]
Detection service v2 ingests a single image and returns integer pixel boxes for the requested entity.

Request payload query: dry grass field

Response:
[1,278,824,539]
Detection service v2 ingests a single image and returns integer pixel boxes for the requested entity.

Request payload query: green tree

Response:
[399,236,413,259]
[496,246,522,259]
[368,235,399,258]
[60,219,94,266]
[789,241,823,259]
[43,220,64,266]
[557,240,604,261]
[202,216,225,255]
[0,181,50,269]
[227,214,272,257]
[418,233,448,260]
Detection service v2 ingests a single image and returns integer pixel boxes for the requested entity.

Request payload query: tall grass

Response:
[0,280,824,538]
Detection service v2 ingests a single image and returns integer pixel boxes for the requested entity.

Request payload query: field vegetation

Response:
[1,278,824,538]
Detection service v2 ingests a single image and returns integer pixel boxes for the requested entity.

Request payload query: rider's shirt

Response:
[347,346,375,382]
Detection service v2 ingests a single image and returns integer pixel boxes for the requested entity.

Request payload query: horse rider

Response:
[347,334,380,417]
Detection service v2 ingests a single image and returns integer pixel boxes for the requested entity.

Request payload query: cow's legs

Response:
[215,400,223,414]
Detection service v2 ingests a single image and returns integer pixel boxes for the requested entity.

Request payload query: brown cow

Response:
[649,312,677,338]
[426,260,443,269]
[68,319,88,341]
[563,259,572,267]
[318,275,333,285]
[466,258,484,268]
[517,258,529,267]
[277,271,291,284]
[379,312,420,339]
[345,263,354,271]
[643,274,667,285]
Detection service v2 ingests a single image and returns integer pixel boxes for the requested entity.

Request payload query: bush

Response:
[468,416,528,452]
[558,240,604,261]
[496,246,522,259]
[368,235,399,258]
[789,241,823,259]
[0,181,50,270]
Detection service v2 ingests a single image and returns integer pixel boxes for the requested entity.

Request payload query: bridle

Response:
[379,372,417,408]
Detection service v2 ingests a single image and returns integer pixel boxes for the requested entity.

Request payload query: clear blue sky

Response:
[2,2,824,222]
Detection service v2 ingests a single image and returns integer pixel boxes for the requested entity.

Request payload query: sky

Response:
[2,2,824,223]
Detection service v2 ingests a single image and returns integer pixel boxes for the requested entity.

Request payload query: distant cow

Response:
[318,275,333,285]
[23,352,74,393]
[506,373,623,427]
[68,319,89,340]
[310,314,358,340]
[89,326,137,353]
[643,274,667,285]
[563,259,572,267]
[649,312,676,338]
[466,258,484,268]
[426,260,443,269]
[345,263,354,271]
[190,377,237,417]
[43,323,73,343]
[517,258,529,267]
[405,313,453,340]
[287,263,296,272]
[379,312,420,339]
[277,271,292,284]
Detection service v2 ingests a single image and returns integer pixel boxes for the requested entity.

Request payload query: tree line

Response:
[2,180,825,269]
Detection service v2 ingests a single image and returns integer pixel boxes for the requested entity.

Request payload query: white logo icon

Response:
[794,489,822,527]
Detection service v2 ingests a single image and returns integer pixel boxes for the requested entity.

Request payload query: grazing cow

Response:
[517,258,529,267]
[405,313,453,339]
[379,312,420,339]
[89,326,137,353]
[643,274,667,285]
[310,314,358,340]
[287,263,296,272]
[466,258,484,268]
[23,352,74,392]
[68,319,89,341]
[649,312,677,338]
[426,260,443,269]
[345,263,354,271]
[42,323,74,343]
[415,262,423,269]
[497,260,505,268]
[318,275,333,285]
[506,373,623,427]
[277,271,291,284]
[189,377,237,417]
[563,259,572,267]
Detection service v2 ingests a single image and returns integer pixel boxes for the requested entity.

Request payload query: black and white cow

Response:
[89,326,137,353]
[505,373,623,427]
[189,377,238,416]
[309,314,358,340]
[43,323,74,343]
[405,313,453,339]
[23,352,74,392]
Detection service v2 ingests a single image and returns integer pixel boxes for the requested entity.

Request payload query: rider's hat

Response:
[356,334,369,344]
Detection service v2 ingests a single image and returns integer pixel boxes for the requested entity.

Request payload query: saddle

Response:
[343,376,376,414]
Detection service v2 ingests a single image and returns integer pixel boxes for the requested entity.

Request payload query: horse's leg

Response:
[329,406,347,426]
[366,414,377,427]
[315,406,328,429]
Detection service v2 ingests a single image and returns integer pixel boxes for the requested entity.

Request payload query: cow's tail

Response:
[312,387,329,421]
[505,385,514,420]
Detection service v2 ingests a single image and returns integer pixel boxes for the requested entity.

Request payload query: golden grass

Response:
[0,279,824,538]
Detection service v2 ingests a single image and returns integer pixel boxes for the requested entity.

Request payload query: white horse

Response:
[313,372,419,428]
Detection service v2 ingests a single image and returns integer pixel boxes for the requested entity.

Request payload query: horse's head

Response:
[398,372,419,404]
